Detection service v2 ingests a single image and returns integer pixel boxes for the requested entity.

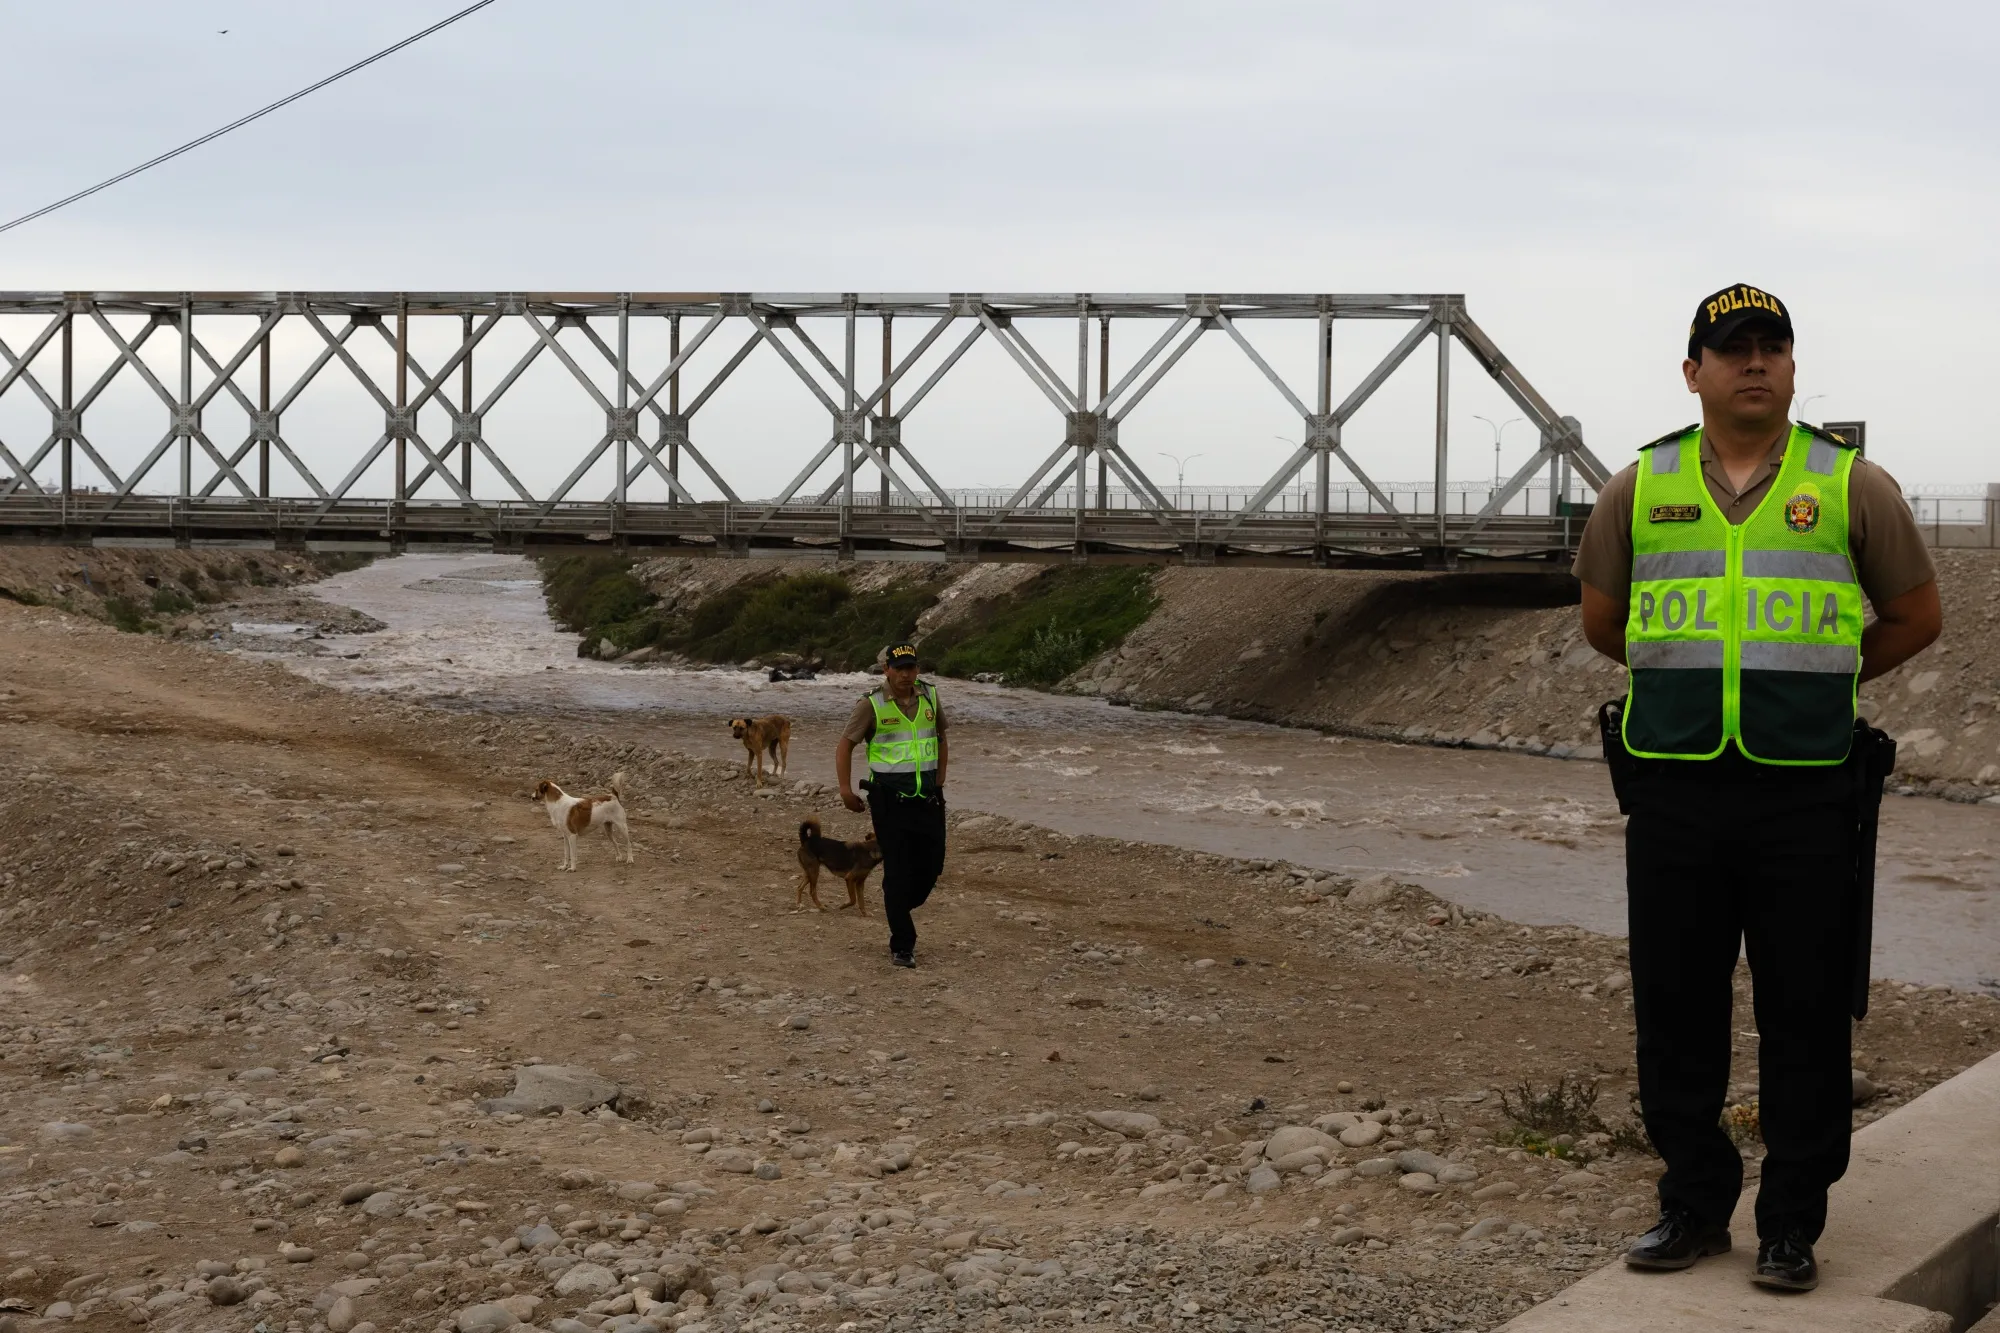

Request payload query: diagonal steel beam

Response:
[1098,313,1188,415]
[0,313,66,408]
[744,312,841,415]
[522,310,614,412]
[1109,320,1208,424]
[1450,313,1610,489]
[1215,311,1312,418]
[893,322,984,418]
[977,309,1076,413]
[0,432,52,494]
[854,311,955,416]
[309,433,395,520]
[683,332,763,418]
[1333,313,1435,424]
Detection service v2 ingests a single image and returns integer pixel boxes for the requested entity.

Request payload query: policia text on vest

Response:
[1573,284,1942,1290]
[1623,424,1862,764]
[835,645,949,968]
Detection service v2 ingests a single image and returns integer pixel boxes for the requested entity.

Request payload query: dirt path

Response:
[1,600,1995,1333]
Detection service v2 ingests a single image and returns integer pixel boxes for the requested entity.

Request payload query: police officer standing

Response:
[835,642,948,968]
[1574,285,1941,1291]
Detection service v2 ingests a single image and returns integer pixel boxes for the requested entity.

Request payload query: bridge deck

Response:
[0,495,1584,570]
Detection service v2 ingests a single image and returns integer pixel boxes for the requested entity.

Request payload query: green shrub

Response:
[671,571,938,670]
[150,586,195,615]
[923,566,1158,684]
[102,596,152,633]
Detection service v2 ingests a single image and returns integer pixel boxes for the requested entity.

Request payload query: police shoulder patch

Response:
[1639,424,1699,451]
[1801,421,1860,449]
[1648,504,1702,523]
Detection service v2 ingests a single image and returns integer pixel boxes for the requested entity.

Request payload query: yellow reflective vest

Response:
[1621,423,1862,765]
[866,681,940,794]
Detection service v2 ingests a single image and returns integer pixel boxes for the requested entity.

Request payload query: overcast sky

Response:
[1,1,1994,500]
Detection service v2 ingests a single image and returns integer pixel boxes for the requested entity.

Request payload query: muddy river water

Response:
[264,553,1999,991]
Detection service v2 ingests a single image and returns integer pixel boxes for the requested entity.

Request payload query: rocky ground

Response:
[2,594,1997,1333]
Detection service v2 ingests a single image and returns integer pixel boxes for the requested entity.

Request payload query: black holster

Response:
[1598,699,1642,814]
[1849,719,1897,1021]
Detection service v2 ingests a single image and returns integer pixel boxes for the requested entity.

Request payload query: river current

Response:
[255,553,1999,991]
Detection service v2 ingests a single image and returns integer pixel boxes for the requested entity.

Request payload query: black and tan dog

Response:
[796,816,882,911]
[729,714,791,787]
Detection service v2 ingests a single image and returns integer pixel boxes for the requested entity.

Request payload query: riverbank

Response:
[598,549,2000,794]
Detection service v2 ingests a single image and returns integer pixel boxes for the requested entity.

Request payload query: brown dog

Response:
[730,714,791,787]
[796,815,881,912]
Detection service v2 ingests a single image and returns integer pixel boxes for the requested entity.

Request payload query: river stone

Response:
[706,1149,755,1173]
[206,1276,249,1306]
[454,1304,518,1333]
[1398,1171,1443,1194]
[1460,1216,1509,1242]
[1394,1149,1451,1177]
[1851,1069,1878,1104]
[553,1262,619,1297]
[360,1190,404,1217]
[39,1122,94,1141]
[325,1296,359,1333]
[1347,874,1399,907]
[1086,1110,1160,1138]
[1312,1112,1361,1133]
[1353,1157,1398,1177]
[1245,1166,1282,1195]
[1338,1121,1385,1149]
[1268,1151,1327,1175]
[1264,1126,1339,1160]
[518,1222,561,1249]
[479,1065,618,1115]
[1438,1163,1480,1185]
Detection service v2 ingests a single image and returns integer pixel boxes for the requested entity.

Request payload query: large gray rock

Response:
[1265,1126,1339,1160]
[479,1065,619,1116]
[454,1304,517,1333]
[1337,1121,1385,1149]
[553,1262,619,1297]
[1347,874,1400,907]
[1244,1166,1282,1195]
[1394,1149,1451,1178]
[1086,1110,1160,1138]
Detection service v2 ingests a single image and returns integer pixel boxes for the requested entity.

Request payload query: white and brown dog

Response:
[534,771,633,871]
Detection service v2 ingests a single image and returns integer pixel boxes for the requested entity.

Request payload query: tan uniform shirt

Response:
[1572,431,1935,610]
[840,684,951,746]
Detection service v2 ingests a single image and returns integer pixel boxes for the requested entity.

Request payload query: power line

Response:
[0,0,499,239]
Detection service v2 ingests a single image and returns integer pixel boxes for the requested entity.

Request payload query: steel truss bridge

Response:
[0,292,1609,569]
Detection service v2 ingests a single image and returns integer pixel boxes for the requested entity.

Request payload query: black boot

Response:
[1624,1207,1732,1271]
[890,950,915,969]
[1752,1232,1818,1292]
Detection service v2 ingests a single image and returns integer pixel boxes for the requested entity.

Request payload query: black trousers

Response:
[868,788,947,957]
[1625,762,1855,1242]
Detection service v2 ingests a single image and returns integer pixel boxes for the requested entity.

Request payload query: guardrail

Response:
[0,493,1587,570]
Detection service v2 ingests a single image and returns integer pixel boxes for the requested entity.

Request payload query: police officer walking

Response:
[835,642,948,968]
[1573,285,1941,1291]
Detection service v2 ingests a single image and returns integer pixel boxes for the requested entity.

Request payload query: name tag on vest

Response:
[1648,504,1702,522]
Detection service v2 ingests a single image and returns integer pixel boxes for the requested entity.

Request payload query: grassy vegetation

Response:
[921,565,1159,686]
[537,557,1161,683]
[101,595,154,634]
[1499,1075,1655,1158]
[675,571,939,669]
[536,555,940,669]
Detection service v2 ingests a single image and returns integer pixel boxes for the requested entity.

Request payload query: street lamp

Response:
[1797,393,1826,425]
[1157,451,1203,508]
[1474,415,1526,489]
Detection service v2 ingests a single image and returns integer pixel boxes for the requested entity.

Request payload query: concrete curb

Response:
[1500,1048,2000,1332]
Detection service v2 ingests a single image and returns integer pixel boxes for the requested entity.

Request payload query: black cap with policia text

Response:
[1688,283,1794,360]
[885,642,919,666]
